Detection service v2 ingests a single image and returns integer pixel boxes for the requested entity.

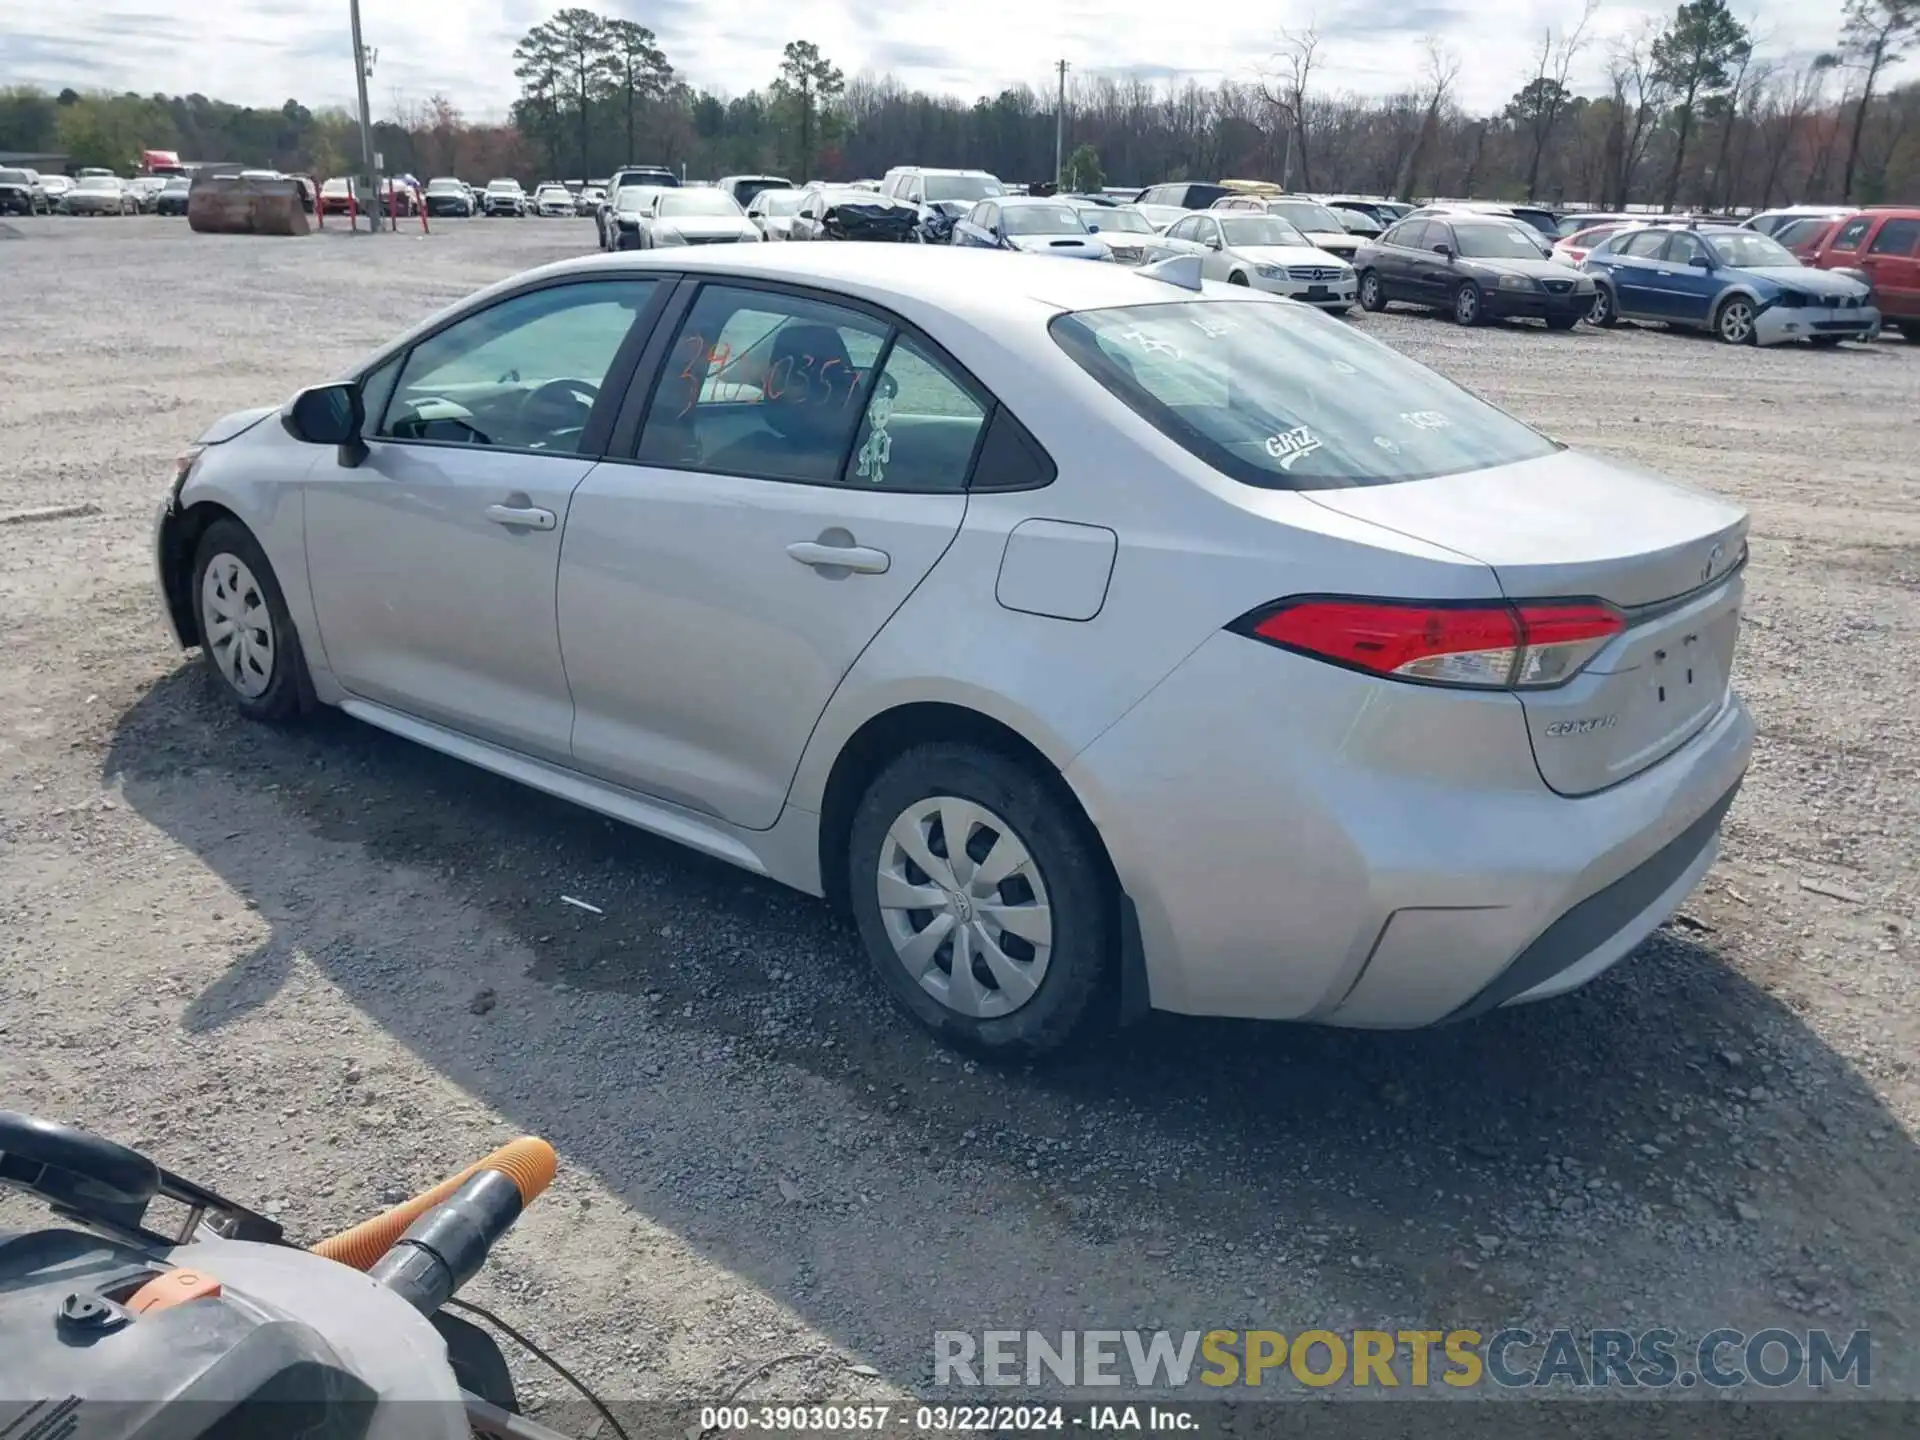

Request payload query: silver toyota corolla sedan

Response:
[153,247,1753,1056]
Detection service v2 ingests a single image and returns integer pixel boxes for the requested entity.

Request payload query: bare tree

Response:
[1603,22,1670,207]
[1832,0,1920,199]
[1258,25,1320,189]
[1753,62,1824,202]
[1706,17,1765,208]
[1391,38,1461,197]
[1508,0,1600,200]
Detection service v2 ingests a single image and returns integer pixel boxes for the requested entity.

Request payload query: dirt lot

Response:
[2,217,1917,1419]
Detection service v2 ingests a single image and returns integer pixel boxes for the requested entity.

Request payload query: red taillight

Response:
[1241,597,1623,690]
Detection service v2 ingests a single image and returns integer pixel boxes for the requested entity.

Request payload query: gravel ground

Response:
[1,217,1916,1421]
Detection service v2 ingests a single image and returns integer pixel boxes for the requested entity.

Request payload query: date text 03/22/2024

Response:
[699,1405,1193,1433]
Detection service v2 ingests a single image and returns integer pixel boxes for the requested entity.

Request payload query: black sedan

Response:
[1355,216,1596,328]
[152,175,193,215]
[0,167,48,215]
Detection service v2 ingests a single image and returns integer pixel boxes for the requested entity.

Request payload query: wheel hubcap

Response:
[876,796,1053,1019]
[1723,304,1752,342]
[200,553,275,699]
[1459,289,1477,321]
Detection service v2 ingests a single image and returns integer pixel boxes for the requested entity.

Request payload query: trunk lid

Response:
[1305,449,1748,795]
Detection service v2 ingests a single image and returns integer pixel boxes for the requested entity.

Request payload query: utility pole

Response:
[1054,59,1069,190]
[349,0,379,224]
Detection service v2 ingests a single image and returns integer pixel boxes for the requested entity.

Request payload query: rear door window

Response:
[635,284,888,484]
[1050,299,1557,491]
[1868,218,1920,256]
[1386,220,1428,249]
[1619,230,1669,259]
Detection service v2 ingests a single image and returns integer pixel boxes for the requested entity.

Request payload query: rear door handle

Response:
[787,541,890,575]
[485,504,556,531]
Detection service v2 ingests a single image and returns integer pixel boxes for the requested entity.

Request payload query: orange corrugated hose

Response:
[310,1136,558,1271]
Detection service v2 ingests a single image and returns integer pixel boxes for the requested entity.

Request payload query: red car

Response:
[1551,221,1639,266]
[1771,215,1840,262]
[1807,208,1920,342]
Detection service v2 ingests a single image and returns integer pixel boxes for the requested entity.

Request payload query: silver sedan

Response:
[153,247,1752,1057]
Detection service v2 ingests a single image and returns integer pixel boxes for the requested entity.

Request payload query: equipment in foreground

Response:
[0,1110,624,1440]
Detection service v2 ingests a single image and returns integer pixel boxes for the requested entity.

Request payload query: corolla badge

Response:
[1702,542,1725,585]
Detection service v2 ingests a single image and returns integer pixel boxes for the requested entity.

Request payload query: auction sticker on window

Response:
[1264,426,1323,470]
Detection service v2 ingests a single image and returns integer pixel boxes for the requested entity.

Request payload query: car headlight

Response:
[1572,277,1595,293]
[1497,274,1540,291]
[1254,264,1286,279]
[652,227,686,246]
[1772,290,1806,308]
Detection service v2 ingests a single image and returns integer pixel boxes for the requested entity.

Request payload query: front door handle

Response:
[787,540,890,575]
[485,504,556,531]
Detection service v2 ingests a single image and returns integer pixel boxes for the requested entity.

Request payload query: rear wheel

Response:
[1588,285,1618,327]
[191,520,308,724]
[848,743,1112,1058]
[1358,270,1386,312]
[1715,295,1758,345]
[1453,282,1484,327]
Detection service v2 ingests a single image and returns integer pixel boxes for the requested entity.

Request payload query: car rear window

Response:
[1049,299,1558,491]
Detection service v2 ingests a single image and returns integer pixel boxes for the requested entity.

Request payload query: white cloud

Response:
[3,0,1849,126]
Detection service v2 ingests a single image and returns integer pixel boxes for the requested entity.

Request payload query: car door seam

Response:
[770,491,974,830]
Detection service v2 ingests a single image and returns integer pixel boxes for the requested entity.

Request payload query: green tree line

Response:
[4,0,1914,205]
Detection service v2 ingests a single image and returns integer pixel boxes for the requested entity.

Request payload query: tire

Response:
[191,520,308,724]
[1588,285,1618,327]
[1546,313,1580,331]
[1228,271,1250,286]
[1358,271,1386,312]
[847,742,1113,1058]
[1901,323,1920,344]
[1715,295,1758,345]
[1453,282,1485,326]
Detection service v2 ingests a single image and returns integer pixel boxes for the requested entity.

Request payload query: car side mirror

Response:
[283,381,366,465]
[1688,255,1713,270]
[1434,244,1454,260]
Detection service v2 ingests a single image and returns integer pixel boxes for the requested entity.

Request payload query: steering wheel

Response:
[522,378,600,429]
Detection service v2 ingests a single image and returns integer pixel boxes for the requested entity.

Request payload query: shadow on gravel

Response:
[105,666,1920,1389]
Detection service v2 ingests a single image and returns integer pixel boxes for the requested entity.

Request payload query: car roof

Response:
[526,247,1193,337]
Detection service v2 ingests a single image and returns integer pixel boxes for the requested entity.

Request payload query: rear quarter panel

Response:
[786,313,1506,817]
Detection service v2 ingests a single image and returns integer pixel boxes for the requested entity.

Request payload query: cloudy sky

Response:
[4,0,1847,122]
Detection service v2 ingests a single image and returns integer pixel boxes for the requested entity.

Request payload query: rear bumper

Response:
[1066,630,1754,1027]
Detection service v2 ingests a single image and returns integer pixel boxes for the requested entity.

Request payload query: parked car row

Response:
[577,168,1913,348]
